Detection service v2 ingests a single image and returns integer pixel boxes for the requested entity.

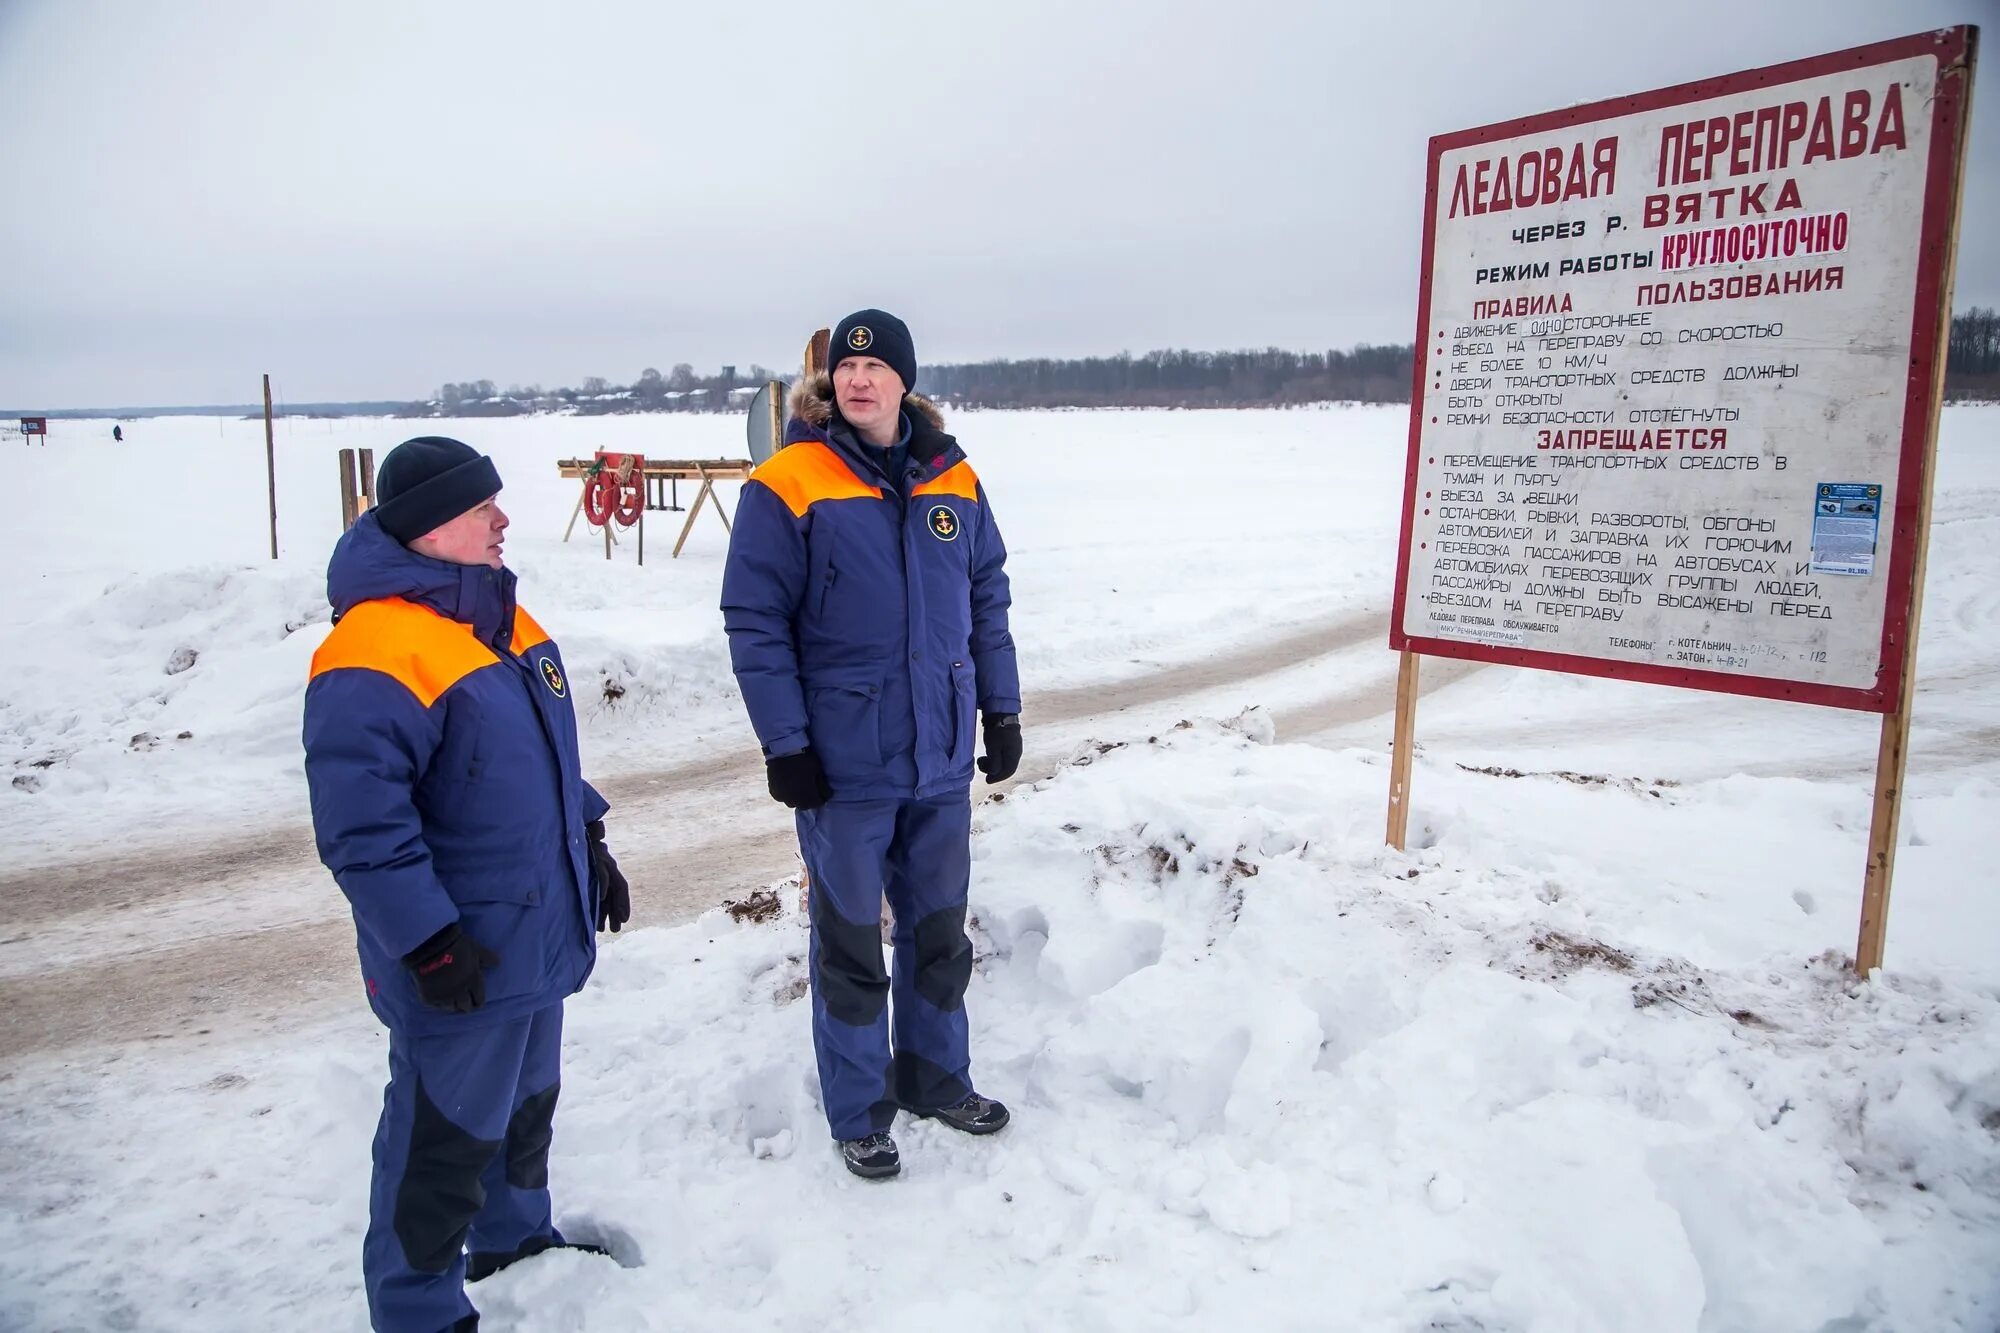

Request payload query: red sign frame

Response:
[19,416,47,436]
[1390,27,1975,713]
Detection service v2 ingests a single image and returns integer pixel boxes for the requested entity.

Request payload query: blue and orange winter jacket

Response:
[721,376,1020,800]
[303,511,606,1034]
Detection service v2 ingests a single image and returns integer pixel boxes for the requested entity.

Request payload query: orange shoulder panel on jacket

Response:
[309,598,499,708]
[911,459,980,502]
[510,605,551,656]
[751,439,882,518]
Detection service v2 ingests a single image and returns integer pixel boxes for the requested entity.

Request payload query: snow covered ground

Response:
[2,406,1997,1330]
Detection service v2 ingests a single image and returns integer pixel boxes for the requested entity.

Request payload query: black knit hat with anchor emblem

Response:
[829,309,917,395]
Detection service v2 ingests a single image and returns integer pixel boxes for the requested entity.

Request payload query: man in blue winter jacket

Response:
[304,437,630,1333]
[721,310,1024,1180]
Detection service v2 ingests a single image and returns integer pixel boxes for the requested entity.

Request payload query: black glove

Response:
[585,819,630,933]
[403,923,500,1014]
[766,748,832,809]
[977,713,1022,784]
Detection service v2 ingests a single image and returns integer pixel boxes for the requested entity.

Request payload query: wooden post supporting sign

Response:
[1385,651,1421,851]
[1855,45,1975,974]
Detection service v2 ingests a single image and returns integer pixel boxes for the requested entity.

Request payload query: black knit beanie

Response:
[829,309,916,395]
[373,436,503,544]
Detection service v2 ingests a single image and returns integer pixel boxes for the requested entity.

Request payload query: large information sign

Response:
[1392,28,1975,712]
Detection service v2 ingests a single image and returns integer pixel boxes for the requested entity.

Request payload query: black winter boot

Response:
[913,1092,1010,1135]
[840,1132,901,1179]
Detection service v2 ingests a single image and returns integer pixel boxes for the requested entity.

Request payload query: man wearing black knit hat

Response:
[305,436,630,1332]
[723,311,1024,1179]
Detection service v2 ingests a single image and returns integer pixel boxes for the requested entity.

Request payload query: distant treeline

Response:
[1946,306,2000,402]
[420,363,783,418]
[418,343,1420,416]
[922,345,1416,409]
[410,311,1999,417]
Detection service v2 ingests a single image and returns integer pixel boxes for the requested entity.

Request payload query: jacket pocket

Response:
[442,875,544,1005]
[805,677,884,784]
[818,565,839,617]
[948,660,977,770]
[424,694,491,814]
[451,879,539,907]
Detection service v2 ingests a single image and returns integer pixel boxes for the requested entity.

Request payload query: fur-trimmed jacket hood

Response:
[782,370,962,485]
[786,370,945,434]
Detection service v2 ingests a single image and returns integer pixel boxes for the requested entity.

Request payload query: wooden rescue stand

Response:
[552,328,829,567]
[1386,29,1976,978]
[556,456,754,562]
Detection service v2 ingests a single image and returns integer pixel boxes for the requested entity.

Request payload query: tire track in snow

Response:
[0,610,1388,926]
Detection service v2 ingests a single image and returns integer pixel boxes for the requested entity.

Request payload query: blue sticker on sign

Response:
[1810,482,1881,576]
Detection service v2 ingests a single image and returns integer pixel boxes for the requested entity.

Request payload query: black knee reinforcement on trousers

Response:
[895,1050,972,1112]
[504,1082,559,1191]
[395,1078,503,1273]
[912,904,974,1011]
[812,892,890,1026]
[865,1068,901,1135]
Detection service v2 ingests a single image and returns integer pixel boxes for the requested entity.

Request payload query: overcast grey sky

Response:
[0,0,1991,407]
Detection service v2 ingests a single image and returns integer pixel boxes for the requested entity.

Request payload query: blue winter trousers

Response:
[797,792,976,1141]
[364,1001,565,1333]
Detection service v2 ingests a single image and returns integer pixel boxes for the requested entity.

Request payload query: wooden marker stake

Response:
[338,449,359,529]
[263,374,278,559]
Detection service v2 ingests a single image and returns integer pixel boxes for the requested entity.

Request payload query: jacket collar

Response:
[325,510,518,649]
[826,408,964,491]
